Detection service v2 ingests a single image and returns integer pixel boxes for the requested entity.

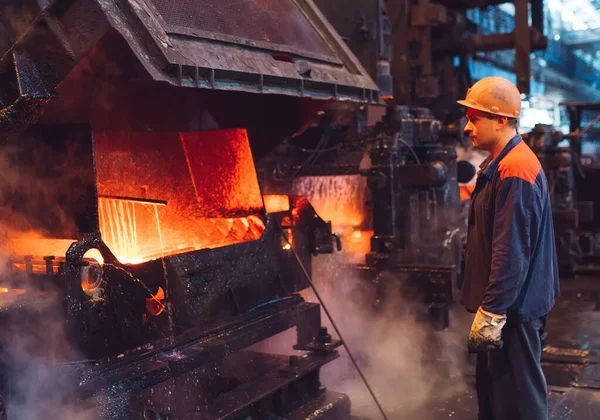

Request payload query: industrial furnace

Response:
[0,0,378,418]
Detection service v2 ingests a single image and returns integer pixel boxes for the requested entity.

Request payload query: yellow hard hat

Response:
[457,76,521,118]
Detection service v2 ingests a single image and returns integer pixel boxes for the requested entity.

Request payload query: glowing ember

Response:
[292,175,368,229]
[5,236,105,273]
[0,288,26,296]
[291,175,371,260]
[146,286,165,316]
[7,237,76,258]
[344,229,373,261]
[264,195,291,213]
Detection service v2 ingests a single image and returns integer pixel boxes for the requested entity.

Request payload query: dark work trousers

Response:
[476,316,548,420]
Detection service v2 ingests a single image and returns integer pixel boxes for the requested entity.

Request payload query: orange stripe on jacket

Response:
[460,185,476,200]
[498,141,541,184]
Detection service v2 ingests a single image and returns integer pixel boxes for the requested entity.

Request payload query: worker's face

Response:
[464,108,504,151]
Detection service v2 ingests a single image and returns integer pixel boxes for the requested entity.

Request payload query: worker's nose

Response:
[464,121,473,133]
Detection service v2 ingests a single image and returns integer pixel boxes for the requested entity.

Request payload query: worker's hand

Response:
[467,307,507,353]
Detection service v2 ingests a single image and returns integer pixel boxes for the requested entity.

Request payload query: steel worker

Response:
[458,76,559,420]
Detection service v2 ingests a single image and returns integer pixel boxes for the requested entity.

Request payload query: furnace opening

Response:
[2,128,266,271]
[94,128,266,264]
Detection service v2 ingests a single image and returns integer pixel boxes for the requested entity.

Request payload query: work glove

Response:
[467,307,507,353]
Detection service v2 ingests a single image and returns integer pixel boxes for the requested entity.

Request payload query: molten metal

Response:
[94,129,266,264]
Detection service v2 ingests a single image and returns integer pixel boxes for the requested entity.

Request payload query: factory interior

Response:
[1,0,600,419]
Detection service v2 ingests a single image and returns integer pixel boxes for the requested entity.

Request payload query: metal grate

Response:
[151,0,333,57]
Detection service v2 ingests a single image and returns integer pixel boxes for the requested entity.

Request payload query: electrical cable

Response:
[277,120,422,182]
[297,143,343,153]
[274,131,332,182]
[396,137,421,164]
[277,225,389,420]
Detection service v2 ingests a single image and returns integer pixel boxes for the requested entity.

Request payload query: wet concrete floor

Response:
[321,274,600,420]
[416,274,600,420]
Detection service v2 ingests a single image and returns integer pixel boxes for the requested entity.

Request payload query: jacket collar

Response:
[478,134,522,180]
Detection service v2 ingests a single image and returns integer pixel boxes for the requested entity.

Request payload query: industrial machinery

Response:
[563,102,600,271]
[258,102,468,329]
[523,123,583,274]
[258,0,546,329]
[0,0,379,418]
[524,102,600,274]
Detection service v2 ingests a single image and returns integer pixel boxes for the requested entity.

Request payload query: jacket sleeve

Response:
[481,177,537,314]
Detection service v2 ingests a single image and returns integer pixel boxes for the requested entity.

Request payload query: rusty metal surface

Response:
[106,0,378,99]
[0,0,110,134]
[543,346,590,364]
[151,0,334,60]
[162,36,378,99]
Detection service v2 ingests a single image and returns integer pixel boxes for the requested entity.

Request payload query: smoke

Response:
[304,252,474,419]
[0,136,89,240]
[2,294,98,419]
[0,274,98,420]
[0,136,98,418]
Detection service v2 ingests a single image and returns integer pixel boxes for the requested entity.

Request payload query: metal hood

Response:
[0,0,379,134]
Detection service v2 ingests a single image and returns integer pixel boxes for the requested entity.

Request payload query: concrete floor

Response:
[542,274,600,420]
[414,274,600,420]
[317,273,600,420]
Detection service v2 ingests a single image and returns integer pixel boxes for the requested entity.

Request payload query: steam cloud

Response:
[1,287,98,420]
[0,138,97,419]
[305,252,474,419]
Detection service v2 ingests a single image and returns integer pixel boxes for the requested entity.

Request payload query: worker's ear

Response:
[496,115,508,130]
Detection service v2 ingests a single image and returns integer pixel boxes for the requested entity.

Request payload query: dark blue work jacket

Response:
[461,135,559,321]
